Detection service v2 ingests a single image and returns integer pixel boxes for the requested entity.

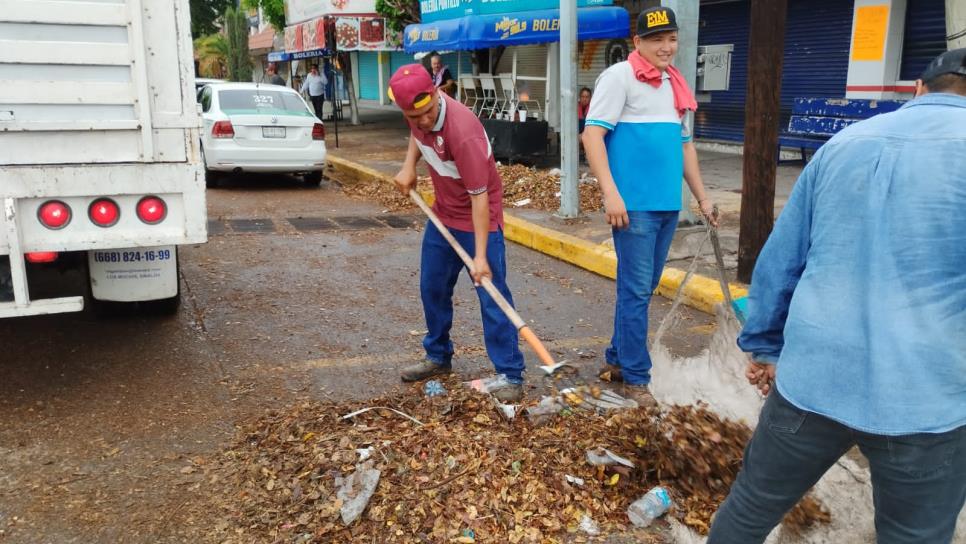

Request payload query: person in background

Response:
[582,6,715,409]
[300,64,327,119]
[578,87,592,163]
[266,63,286,86]
[707,47,966,544]
[577,87,592,134]
[430,54,456,98]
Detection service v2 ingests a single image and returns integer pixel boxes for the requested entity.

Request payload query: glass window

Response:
[217,89,312,115]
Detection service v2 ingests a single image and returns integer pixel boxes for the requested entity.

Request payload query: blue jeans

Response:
[605,211,677,385]
[709,391,966,543]
[420,221,525,382]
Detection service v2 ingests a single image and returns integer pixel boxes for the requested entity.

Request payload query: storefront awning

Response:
[403,6,630,53]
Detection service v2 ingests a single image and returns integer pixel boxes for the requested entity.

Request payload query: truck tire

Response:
[303,171,323,187]
[202,147,220,188]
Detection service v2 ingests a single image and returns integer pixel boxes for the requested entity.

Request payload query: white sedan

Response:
[198,83,327,187]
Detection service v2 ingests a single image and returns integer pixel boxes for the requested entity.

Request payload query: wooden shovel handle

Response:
[410,190,557,367]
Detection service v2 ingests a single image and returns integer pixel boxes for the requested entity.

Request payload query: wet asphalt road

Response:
[0,175,713,542]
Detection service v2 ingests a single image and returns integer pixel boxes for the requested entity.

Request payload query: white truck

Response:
[0,0,207,318]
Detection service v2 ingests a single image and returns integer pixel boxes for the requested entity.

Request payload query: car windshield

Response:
[218,89,312,116]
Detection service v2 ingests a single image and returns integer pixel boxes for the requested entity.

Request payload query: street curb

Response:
[327,154,748,316]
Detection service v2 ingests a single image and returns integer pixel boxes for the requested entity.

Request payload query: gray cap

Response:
[920,47,966,81]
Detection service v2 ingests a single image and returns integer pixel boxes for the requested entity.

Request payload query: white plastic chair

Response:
[497,73,518,120]
[459,75,481,114]
[477,74,502,119]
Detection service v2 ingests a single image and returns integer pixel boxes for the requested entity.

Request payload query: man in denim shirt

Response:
[708,48,966,543]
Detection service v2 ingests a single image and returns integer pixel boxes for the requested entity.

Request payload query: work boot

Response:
[598,364,623,383]
[623,384,659,410]
[490,382,524,404]
[401,360,452,382]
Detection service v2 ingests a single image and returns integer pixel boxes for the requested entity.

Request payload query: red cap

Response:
[388,64,435,110]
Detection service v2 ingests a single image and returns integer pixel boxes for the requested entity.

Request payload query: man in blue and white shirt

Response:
[300,64,327,120]
[708,48,966,543]
[582,6,715,408]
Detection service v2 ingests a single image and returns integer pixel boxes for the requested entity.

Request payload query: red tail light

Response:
[312,122,325,140]
[26,252,58,263]
[136,196,167,225]
[37,200,71,229]
[212,120,235,138]
[89,198,120,227]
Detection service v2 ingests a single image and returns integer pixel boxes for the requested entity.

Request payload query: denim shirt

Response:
[738,93,966,435]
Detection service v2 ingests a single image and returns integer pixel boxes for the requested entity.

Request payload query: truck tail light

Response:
[136,196,167,225]
[212,120,235,138]
[26,252,58,263]
[37,200,72,229]
[312,122,325,140]
[89,198,120,227]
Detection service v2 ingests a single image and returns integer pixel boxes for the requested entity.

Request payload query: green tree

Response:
[375,0,420,33]
[194,33,229,78]
[225,6,253,82]
[190,0,233,39]
[242,0,285,33]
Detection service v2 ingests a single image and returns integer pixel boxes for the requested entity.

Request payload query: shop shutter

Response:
[495,44,549,106]
[358,51,380,100]
[899,0,947,81]
[695,0,853,142]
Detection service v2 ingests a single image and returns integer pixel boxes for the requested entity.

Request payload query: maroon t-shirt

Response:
[409,93,504,232]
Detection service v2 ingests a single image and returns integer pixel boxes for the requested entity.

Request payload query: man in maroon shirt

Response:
[389,64,525,403]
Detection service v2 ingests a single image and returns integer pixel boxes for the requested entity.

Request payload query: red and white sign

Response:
[285,0,378,25]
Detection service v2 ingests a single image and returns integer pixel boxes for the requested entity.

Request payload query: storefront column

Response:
[949,0,966,49]
[546,42,560,132]
[377,51,387,105]
[845,0,909,99]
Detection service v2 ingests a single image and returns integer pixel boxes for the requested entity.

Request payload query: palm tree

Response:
[194,33,229,78]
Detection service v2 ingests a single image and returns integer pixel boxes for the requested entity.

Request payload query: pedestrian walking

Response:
[707,48,966,544]
[582,6,715,408]
[300,64,327,119]
[388,64,526,403]
[266,63,286,86]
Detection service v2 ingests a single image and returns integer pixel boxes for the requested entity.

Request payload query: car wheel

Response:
[303,171,323,187]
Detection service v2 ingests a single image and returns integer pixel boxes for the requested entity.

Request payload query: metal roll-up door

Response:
[900,0,947,81]
[577,38,629,92]
[440,52,473,79]
[358,51,380,100]
[695,0,853,143]
[495,45,548,106]
[390,51,415,76]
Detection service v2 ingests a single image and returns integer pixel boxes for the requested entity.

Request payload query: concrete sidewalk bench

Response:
[779,97,906,163]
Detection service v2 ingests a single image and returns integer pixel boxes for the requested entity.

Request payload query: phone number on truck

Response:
[92,249,173,263]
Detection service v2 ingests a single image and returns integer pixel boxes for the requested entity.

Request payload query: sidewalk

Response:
[325,106,805,313]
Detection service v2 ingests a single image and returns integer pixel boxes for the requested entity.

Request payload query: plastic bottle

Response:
[627,486,672,527]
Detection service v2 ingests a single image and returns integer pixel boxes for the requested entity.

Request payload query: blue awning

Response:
[403,7,630,53]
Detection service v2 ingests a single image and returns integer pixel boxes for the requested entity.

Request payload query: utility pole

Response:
[737,0,787,283]
[661,0,699,226]
[557,0,579,219]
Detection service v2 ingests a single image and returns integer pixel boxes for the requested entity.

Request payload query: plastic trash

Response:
[565,474,585,486]
[525,395,567,426]
[335,461,381,525]
[627,486,672,528]
[465,375,512,394]
[579,514,600,536]
[585,447,635,468]
[423,380,447,397]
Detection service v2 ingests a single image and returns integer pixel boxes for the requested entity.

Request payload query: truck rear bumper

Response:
[1,199,84,318]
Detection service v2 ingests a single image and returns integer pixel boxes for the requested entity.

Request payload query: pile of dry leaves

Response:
[338,166,602,214]
[499,164,602,213]
[201,377,829,543]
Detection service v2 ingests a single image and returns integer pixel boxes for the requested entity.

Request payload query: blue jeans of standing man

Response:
[605,211,678,385]
[708,390,966,543]
[420,221,526,382]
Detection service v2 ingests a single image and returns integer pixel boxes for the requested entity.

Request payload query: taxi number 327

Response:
[93,249,172,263]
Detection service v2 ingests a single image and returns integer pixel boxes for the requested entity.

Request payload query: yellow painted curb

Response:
[326,155,747,315]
